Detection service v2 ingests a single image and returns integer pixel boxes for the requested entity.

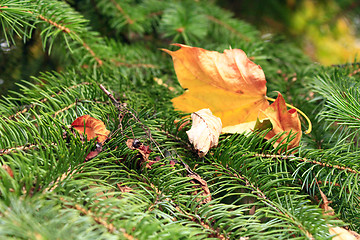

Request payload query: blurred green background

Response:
[1,0,359,96]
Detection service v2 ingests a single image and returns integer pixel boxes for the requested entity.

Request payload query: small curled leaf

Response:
[187,108,222,157]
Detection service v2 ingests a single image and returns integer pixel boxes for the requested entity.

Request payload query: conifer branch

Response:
[82,41,103,66]
[230,167,315,239]
[148,183,226,239]
[61,198,136,239]
[99,84,165,158]
[6,82,90,120]
[206,15,250,42]
[37,13,70,33]
[109,0,134,24]
[0,143,56,156]
[252,153,360,175]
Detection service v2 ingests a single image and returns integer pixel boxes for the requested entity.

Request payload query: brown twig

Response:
[0,143,57,156]
[111,60,158,69]
[148,183,226,239]
[99,84,165,158]
[38,14,70,33]
[82,41,103,66]
[349,68,360,77]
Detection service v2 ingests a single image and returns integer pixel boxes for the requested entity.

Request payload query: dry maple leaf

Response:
[164,44,306,150]
[71,115,110,143]
[163,44,269,127]
[257,93,302,149]
[186,108,222,157]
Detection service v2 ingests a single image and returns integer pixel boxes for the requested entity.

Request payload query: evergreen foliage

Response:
[0,0,359,239]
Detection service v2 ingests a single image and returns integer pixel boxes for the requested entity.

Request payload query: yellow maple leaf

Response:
[163,44,269,127]
[164,44,307,150]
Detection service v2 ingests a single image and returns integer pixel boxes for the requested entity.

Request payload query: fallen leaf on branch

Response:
[186,108,222,157]
[71,115,110,143]
[163,44,269,127]
[318,186,360,239]
[85,143,103,161]
[330,227,360,240]
[164,44,305,150]
[126,139,157,168]
[257,93,302,149]
[1,164,14,178]
[180,160,211,204]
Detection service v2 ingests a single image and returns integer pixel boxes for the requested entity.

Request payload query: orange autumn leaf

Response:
[71,115,110,143]
[164,44,304,150]
[163,44,269,127]
[258,93,302,149]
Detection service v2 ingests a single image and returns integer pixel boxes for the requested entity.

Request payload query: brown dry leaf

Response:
[85,143,103,161]
[1,164,14,178]
[188,172,212,204]
[126,139,156,168]
[71,115,110,143]
[186,108,222,157]
[318,186,360,239]
[330,227,359,240]
[257,93,302,149]
[180,160,211,204]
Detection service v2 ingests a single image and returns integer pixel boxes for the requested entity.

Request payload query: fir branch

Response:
[37,13,70,33]
[214,163,315,239]
[61,198,136,239]
[6,82,90,120]
[109,0,134,25]
[99,84,165,158]
[82,41,103,66]
[253,153,360,175]
[206,15,250,42]
[0,144,39,156]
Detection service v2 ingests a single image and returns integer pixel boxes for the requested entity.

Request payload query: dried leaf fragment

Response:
[330,227,359,240]
[187,108,222,157]
[318,186,360,239]
[71,115,110,143]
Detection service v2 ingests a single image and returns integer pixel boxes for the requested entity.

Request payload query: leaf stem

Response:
[266,97,312,134]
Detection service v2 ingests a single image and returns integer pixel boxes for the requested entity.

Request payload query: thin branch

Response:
[99,84,165,158]
[27,10,103,65]
[38,14,70,33]
[252,153,360,175]
[148,183,226,239]
[111,60,158,69]
[0,143,56,156]
[226,165,314,239]
[206,15,250,42]
[82,41,103,66]
[6,82,90,120]
[109,0,134,24]
[61,198,136,239]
